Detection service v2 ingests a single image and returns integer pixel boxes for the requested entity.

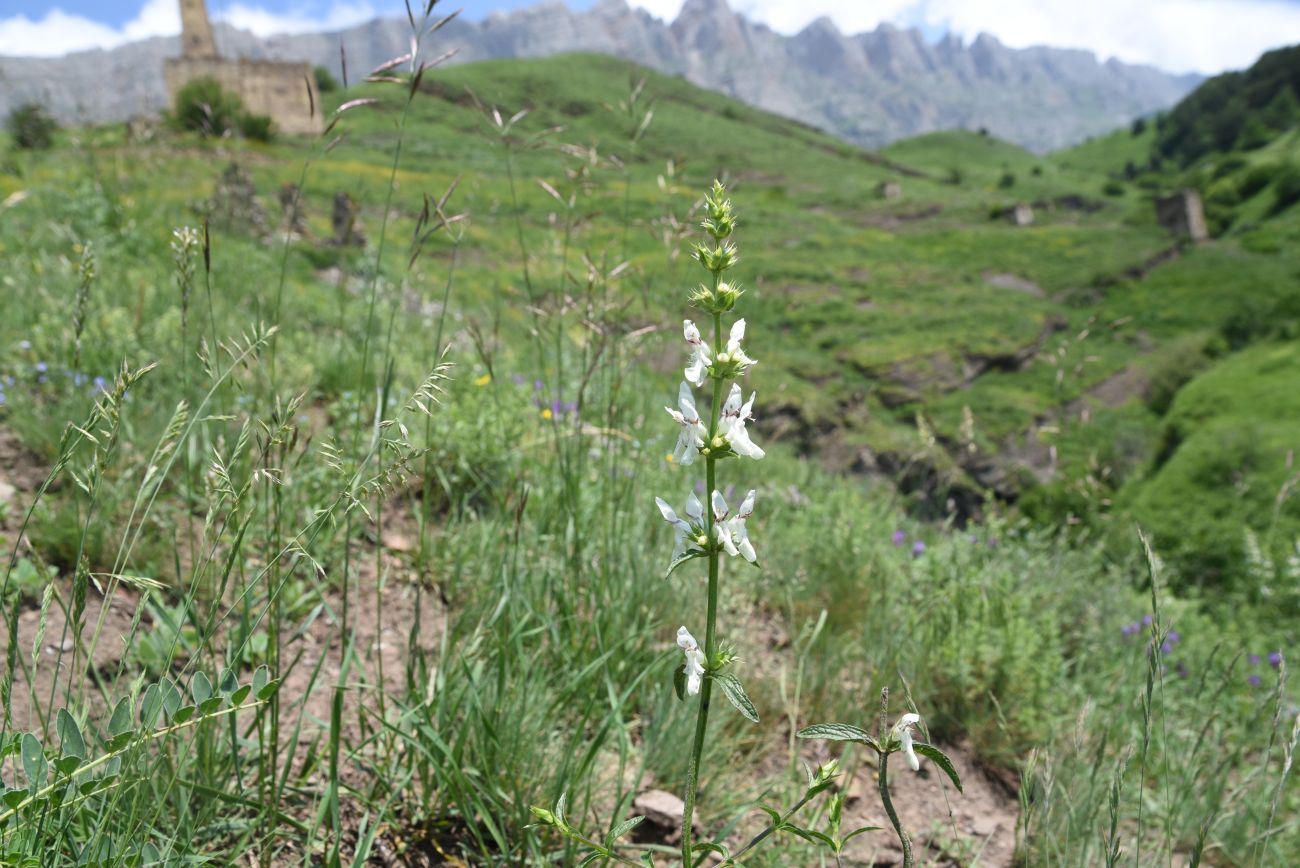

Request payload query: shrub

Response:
[173,77,244,137]
[998,171,1016,189]
[6,102,57,150]
[1271,163,1300,213]
[314,65,340,93]
[1238,162,1281,199]
[237,112,274,142]
[1102,179,1125,197]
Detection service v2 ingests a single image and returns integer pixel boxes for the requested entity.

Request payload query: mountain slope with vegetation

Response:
[0,47,1295,865]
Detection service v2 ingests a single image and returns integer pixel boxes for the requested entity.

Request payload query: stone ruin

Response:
[204,162,269,237]
[877,181,902,200]
[1154,189,1208,241]
[1008,202,1034,226]
[164,0,322,136]
[331,192,366,247]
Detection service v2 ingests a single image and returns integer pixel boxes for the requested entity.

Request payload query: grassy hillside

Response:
[0,44,1296,865]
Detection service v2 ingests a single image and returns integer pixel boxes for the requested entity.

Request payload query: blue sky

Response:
[2,0,1299,73]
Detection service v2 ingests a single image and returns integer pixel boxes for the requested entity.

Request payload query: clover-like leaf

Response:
[20,733,46,790]
[56,709,85,760]
[140,683,162,728]
[913,743,962,793]
[230,684,252,705]
[716,673,759,723]
[190,672,212,705]
[108,695,134,737]
[256,679,281,701]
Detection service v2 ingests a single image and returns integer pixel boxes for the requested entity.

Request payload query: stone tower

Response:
[163,0,323,135]
[179,0,218,59]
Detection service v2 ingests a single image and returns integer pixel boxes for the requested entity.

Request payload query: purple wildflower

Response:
[1160,640,1173,654]
[892,529,907,546]
[1269,651,1283,669]
[1248,674,1262,688]
[1176,661,1189,679]
[34,361,47,373]
[911,541,926,557]
[533,379,544,392]
[93,376,108,394]
[1166,630,1180,645]
[1142,615,1153,626]
[511,373,526,386]
[1121,623,1139,637]
[1250,654,1261,665]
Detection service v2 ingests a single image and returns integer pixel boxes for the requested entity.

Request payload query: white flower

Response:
[665,381,707,465]
[892,712,921,772]
[677,626,706,695]
[710,489,758,563]
[715,318,756,371]
[683,320,712,386]
[717,383,765,459]
[656,492,706,561]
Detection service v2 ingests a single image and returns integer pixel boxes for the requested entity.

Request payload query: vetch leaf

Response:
[140,683,162,728]
[914,743,963,793]
[256,679,281,701]
[252,665,269,697]
[198,696,224,715]
[20,733,46,790]
[190,672,212,705]
[230,685,251,705]
[54,756,81,776]
[108,696,133,737]
[217,668,238,695]
[716,673,759,723]
[171,706,196,724]
[56,709,85,759]
[160,679,182,718]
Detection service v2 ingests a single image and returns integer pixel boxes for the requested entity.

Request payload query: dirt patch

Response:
[981,271,1045,298]
[862,205,944,230]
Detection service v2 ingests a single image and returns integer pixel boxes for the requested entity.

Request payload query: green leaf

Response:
[140,683,162,728]
[20,733,46,790]
[190,672,212,705]
[665,551,704,579]
[797,723,876,747]
[160,679,182,718]
[785,826,835,848]
[217,668,239,695]
[609,815,644,841]
[198,696,224,715]
[54,756,81,776]
[108,695,134,737]
[56,709,85,759]
[673,664,687,702]
[171,705,196,724]
[3,789,26,808]
[230,684,252,705]
[578,855,602,867]
[914,743,963,793]
[842,825,883,844]
[107,731,133,752]
[716,673,759,723]
[251,665,269,697]
[256,679,281,701]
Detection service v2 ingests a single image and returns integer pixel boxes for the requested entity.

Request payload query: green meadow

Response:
[0,39,1296,866]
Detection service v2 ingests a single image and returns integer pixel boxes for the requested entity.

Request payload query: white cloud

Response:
[0,0,375,58]
[630,0,1300,73]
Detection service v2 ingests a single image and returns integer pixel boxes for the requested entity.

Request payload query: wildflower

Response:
[683,320,712,385]
[715,383,764,459]
[665,381,706,465]
[92,376,108,394]
[34,362,47,373]
[677,626,706,696]
[1248,674,1262,688]
[713,319,756,374]
[892,529,907,546]
[541,408,553,420]
[511,373,526,385]
[1269,651,1283,668]
[656,492,707,562]
[912,541,926,557]
[1167,630,1180,644]
[1142,615,1153,627]
[1121,622,1140,638]
[474,373,491,386]
[892,712,922,772]
[1250,654,1262,665]
[711,489,757,563]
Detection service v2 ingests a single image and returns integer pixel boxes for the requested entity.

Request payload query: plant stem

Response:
[681,306,725,865]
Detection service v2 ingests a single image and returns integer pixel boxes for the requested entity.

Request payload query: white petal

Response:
[722,383,743,416]
[655,497,679,524]
[726,424,765,460]
[900,729,920,772]
[728,318,746,351]
[677,626,699,652]
[711,490,729,521]
[898,713,921,729]
[738,536,757,563]
[740,391,757,420]
[686,491,704,522]
[715,523,739,556]
[684,319,700,343]
[737,489,756,519]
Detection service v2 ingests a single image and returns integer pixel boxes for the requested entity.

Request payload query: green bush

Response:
[314,65,340,93]
[1271,163,1300,213]
[1102,179,1125,197]
[237,112,274,142]
[998,170,1016,189]
[6,102,57,150]
[172,77,244,137]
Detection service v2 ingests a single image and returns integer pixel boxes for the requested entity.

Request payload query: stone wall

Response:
[164,56,322,135]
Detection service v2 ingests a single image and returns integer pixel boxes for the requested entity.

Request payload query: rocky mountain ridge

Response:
[0,0,1201,151]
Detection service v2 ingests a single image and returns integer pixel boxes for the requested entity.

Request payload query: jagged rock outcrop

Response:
[0,0,1200,151]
